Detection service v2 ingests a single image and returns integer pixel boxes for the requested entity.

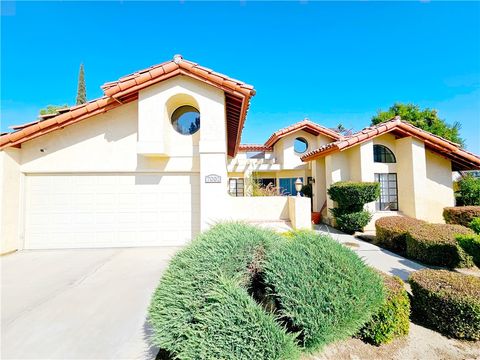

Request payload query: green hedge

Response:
[328,182,380,234]
[443,206,480,227]
[359,273,410,345]
[328,181,380,212]
[409,269,480,340]
[457,234,480,268]
[330,209,372,234]
[263,230,384,352]
[375,216,426,255]
[470,217,480,234]
[406,223,474,268]
[148,223,299,359]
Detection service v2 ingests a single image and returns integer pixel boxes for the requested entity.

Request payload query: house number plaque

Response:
[205,174,221,183]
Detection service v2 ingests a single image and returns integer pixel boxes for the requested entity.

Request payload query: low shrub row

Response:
[375,217,475,268]
[405,224,474,268]
[469,217,480,234]
[375,216,425,255]
[263,230,384,351]
[358,273,410,345]
[457,234,480,268]
[443,206,480,228]
[409,269,480,340]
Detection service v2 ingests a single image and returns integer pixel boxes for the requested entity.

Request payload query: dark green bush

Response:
[457,234,480,268]
[148,223,299,359]
[455,174,480,206]
[406,223,474,268]
[375,216,426,254]
[327,182,380,233]
[443,206,480,227]
[409,269,480,340]
[263,231,384,352]
[330,209,372,234]
[359,273,410,345]
[327,181,380,212]
[469,217,480,234]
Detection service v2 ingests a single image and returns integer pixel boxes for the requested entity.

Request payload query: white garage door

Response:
[24,174,200,249]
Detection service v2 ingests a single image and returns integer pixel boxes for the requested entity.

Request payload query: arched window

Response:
[373,144,396,163]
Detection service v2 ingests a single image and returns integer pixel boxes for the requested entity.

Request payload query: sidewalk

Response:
[315,224,425,281]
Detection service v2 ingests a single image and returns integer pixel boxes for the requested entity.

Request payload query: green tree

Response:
[455,174,480,206]
[371,103,464,146]
[76,63,87,105]
[39,104,68,115]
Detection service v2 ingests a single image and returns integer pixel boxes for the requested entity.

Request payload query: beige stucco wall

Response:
[273,131,331,170]
[288,196,312,229]
[396,137,427,219]
[0,148,22,254]
[225,196,290,221]
[424,150,454,222]
[20,78,228,174]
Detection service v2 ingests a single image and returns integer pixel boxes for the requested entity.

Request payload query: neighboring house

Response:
[230,118,480,228]
[1,55,479,252]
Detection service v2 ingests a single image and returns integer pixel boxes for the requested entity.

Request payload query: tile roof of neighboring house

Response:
[238,144,273,152]
[264,119,342,148]
[0,55,255,157]
[301,116,480,171]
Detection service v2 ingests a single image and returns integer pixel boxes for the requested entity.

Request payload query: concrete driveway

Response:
[1,247,180,359]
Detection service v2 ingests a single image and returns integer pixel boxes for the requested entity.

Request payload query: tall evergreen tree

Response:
[76,63,87,105]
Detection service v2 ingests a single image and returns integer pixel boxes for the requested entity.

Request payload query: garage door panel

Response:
[24,174,200,249]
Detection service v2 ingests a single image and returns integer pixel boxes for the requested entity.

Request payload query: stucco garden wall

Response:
[224,195,311,230]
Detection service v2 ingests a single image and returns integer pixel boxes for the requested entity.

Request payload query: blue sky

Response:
[1,1,479,153]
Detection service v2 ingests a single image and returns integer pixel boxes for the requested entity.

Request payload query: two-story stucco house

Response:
[1,55,479,253]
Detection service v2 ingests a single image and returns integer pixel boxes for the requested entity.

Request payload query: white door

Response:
[24,174,200,249]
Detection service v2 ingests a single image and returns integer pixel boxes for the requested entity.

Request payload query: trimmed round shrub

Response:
[330,209,372,234]
[469,217,480,234]
[328,181,380,212]
[263,231,385,352]
[443,206,480,227]
[409,269,480,340]
[328,181,380,234]
[375,216,426,254]
[405,223,474,268]
[457,234,480,268]
[359,273,410,345]
[148,223,300,359]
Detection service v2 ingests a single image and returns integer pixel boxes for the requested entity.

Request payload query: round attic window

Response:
[171,105,200,135]
[294,137,308,153]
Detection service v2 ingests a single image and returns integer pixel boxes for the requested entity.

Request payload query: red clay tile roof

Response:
[263,119,342,148]
[0,55,255,157]
[301,116,480,171]
[238,144,273,152]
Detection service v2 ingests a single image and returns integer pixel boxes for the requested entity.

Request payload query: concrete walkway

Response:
[1,247,180,359]
[315,224,425,281]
